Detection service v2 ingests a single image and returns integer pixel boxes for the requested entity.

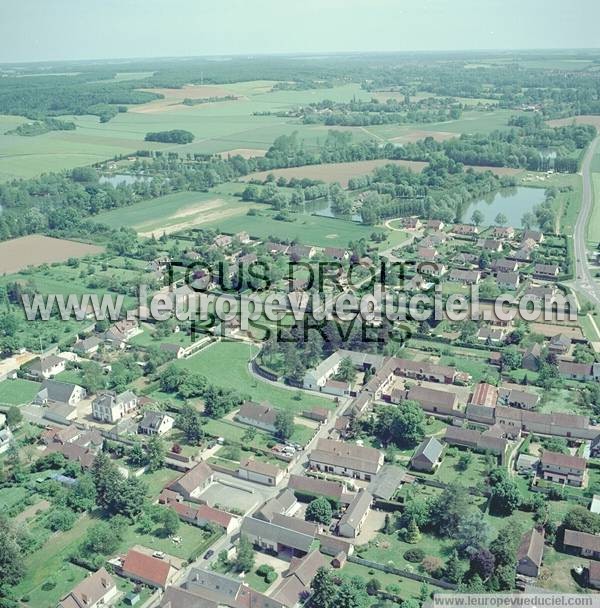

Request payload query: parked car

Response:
[204,549,214,560]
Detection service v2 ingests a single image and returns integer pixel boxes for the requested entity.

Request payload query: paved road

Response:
[572,135,600,306]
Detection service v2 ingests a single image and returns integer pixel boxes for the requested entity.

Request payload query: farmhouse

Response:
[410,437,445,472]
[271,550,327,608]
[287,474,352,504]
[563,530,600,560]
[160,343,186,359]
[236,401,279,433]
[491,226,515,239]
[168,501,238,534]
[548,334,571,355]
[138,411,175,436]
[255,489,298,522]
[0,427,14,454]
[338,490,373,538]
[241,516,317,556]
[558,361,599,382]
[522,230,544,244]
[26,354,67,379]
[477,327,506,344]
[119,549,176,589]
[92,390,138,423]
[33,379,86,407]
[309,438,383,481]
[214,234,233,248]
[238,458,284,486]
[495,405,594,439]
[477,238,503,253]
[391,385,458,417]
[497,387,540,410]
[451,223,479,236]
[516,528,545,578]
[58,568,117,608]
[539,450,587,487]
[443,426,508,462]
[522,344,542,371]
[103,319,138,349]
[168,461,214,499]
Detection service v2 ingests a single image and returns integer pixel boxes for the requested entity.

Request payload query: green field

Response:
[589,173,600,244]
[0,82,375,181]
[167,340,333,412]
[0,378,41,405]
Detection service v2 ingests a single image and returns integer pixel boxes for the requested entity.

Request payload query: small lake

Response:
[303,198,363,223]
[461,187,546,227]
[99,174,150,187]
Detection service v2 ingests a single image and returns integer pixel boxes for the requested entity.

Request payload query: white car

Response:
[152,551,165,559]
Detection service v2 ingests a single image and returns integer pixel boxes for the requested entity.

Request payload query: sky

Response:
[0,0,597,64]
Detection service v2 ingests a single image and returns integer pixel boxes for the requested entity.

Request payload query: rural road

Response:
[572,135,600,307]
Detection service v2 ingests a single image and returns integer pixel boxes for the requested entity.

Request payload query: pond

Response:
[302,198,362,223]
[461,186,546,227]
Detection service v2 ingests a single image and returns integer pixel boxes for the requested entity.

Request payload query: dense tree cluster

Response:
[145,129,195,144]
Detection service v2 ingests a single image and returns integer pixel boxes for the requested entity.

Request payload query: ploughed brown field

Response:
[241,159,521,187]
[546,115,600,128]
[0,235,104,274]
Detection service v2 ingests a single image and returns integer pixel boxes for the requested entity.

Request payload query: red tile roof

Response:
[121,550,171,588]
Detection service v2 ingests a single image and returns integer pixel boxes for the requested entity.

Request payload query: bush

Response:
[404,548,425,563]
[265,570,278,583]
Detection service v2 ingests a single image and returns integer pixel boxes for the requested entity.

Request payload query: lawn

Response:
[172,340,333,412]
[433,450,488,486]
[198,207,376,248]
[589,173,600,245]
[0,378,41,405]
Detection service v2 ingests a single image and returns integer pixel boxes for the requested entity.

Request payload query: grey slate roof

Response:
[241,516,317,553]
[338,489,372,532]
[36,379,82,404]
[367,465,406,500]
[411,436,444,466]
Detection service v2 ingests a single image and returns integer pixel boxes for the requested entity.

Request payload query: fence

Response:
[348,555,457,590]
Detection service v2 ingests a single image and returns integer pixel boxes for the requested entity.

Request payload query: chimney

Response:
[81,593,88,605]
[101,577,108,588]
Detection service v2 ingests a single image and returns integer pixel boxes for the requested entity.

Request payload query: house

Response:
[138,411,175,436]
[522,230,544,244]
[160,343,186,359]
[238,458,284,486]
[540,450,587,487]
[241,515,317,556]
[287,474,352,505]
[182,568,285,608]
[410,437,445,472]
[289,245,316,260]
[443,426,508,462]
[426,219,444,231]
[454,252,480,267]
[92,390,138,423]
[265,242,290,255]
[33,379,86,406]
[496,406,594,440]
[42,426,103,468]
[255,489,299,522]
[214,234,233,248]
[517,528,545,578]
[271,550,326,608]
[309,439,383,481]
[558,361,599,382]
[391,385,458,417]
[323,247,349,261]
[548,334,571,355]
[26,354,66,379]
[522,343,542,372]
[497,387,540,410]
[167,501,238,534]
[403,217,422,230]
[235,401,279,433]
[491,226,515,239]
[418,247,438,261]
[496,271,520,291]
[168,461,213,499]
[534,263,560,281]
[477,238,503,253]
[492,258,519,273]
[58,568,117,608]
[235,231,251,244]
[522,284,557,303]
[103,320,138,349]
[451,223,479,236]
[338,490,372,538]
[322,379,350,396]
[448,269,481,285]
[588,561,600,589]
[477,327,506,344]
[73,336,101,356]
[0,426,14,454]
[563,530,600,560]
[119,549,175,589]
